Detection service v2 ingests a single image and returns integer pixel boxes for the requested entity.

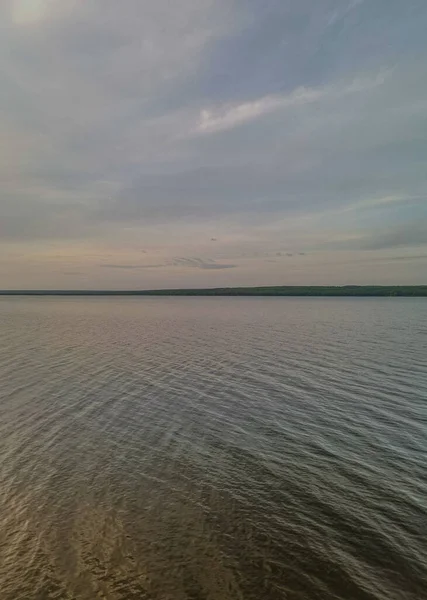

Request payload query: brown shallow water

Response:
[0,297,426,600]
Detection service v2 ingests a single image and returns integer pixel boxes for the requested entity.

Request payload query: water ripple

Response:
[0,297,426,599]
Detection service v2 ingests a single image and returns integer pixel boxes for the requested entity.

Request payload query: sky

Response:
[1,0,426,289]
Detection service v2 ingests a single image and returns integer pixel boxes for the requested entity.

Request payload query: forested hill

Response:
[1,286,426,297]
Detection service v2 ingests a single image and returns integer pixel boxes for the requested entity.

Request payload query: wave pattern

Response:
[0,297,426,599]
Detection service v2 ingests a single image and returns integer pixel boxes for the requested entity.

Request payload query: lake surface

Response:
[0,297,426,600]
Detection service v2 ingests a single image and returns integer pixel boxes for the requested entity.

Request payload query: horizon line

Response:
[0,285,426,297]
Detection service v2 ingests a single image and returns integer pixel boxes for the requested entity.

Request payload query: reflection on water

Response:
[0,297,426,599]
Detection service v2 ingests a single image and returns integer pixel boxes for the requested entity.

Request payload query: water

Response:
[0,297,426,600]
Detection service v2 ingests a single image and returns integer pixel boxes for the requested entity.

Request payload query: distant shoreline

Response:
[0,286,426,297]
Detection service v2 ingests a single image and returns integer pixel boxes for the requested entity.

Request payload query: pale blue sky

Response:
[1,0,426,288]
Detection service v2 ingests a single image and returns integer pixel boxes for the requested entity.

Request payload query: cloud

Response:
[99,263,164,269]
[338,194,421,215]
[171,258,237,269]
[1,0,427,287]
[328,220,427,251]
[198,263,236,269]
[196,72,388,134]
[197,89,320,134]
[11,0,57,25]
[360,221,427,251]
[326,0,365,28]
[373,254,427,262]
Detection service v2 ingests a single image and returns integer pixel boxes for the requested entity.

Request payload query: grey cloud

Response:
[321,253,427,266]
[0,196,93,241]
[92,66,427,233]
[181,0,424,108]
[171,258,237,269]
[362,222,427,251]
[99,264,165,269]
[98,164,298,225]
[373,255,427,262]
[331,220,427,251]
[2,2,427,241]
[1,0,427,287]
[198,263,237,270]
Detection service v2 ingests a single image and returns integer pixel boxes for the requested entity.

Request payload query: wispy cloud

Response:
[196,71,390,134]
[339,194,421,214]
[197,94,294,134]
[329,220,427,251]
[171,258,237,269]
[99,263,165,269]
[326,0,366,28]
[361,221,427,251]
[373,254,427,262]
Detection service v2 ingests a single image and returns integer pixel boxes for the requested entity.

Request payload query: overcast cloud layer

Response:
[1,0,426,288]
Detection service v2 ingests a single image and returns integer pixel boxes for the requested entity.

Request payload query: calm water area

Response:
[0,297,426,599]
